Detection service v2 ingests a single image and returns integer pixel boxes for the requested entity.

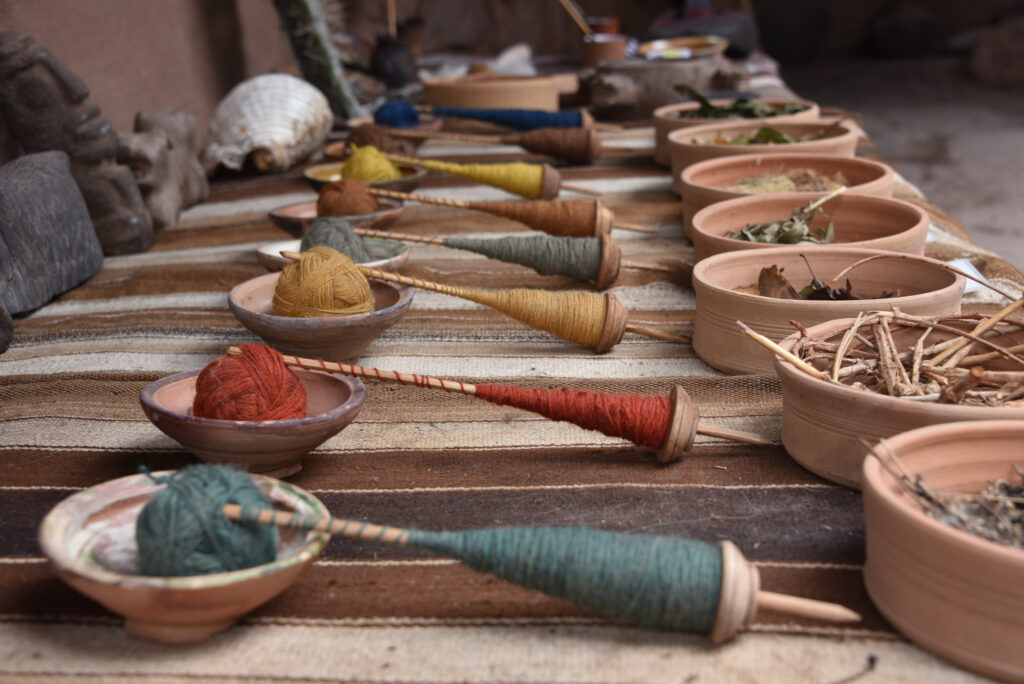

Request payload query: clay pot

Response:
[229,272,414,363]
[256,237,411,273]
[582,33,630,68]
[863,421,1024,682]
[693,247,964,374]
[667,120,858,194]
[678,153,894,236]
[423,74,578,112]
[304,162,427,194]
[38,471,330,644]
[652,100,820,167]
[689,192,928,263]
[267,199,404,236]
[775,317,1024,488]
[140,367,365,478]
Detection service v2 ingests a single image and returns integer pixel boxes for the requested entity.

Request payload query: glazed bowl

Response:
[693,247,964,374]
[678,153,894,236]
[267,198,405,236]
[140,367,366,478]
[303,162,426,194]
[863,421,1024,682]
[775,317,1024,488]
[38,471,330,644]
[689,192,928,263]
[257,237,411,272]
[652,99,820,167]
[229,272,413,363]
[667,120,858,194]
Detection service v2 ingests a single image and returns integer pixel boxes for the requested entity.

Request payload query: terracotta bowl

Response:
[678,153,894,236]
[689,192,928,263]
[693,247,964,374]
[667,120,859,194]
[652,100,820,167]
[303,162,426,194]
[267,199,405,236]
[863,421,1024,682]
[38,471,330,644]
[256,237,411,272]
[140,368,366,478]
[229,272,414,363]
[775,317,1024,489]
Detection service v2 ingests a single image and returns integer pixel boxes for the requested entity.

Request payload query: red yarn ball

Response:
[192,344,307,420]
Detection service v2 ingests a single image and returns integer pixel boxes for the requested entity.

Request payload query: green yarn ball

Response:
[135,465,278,577]
[301,217,373,263]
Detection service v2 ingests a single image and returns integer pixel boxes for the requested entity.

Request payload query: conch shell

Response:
[204,74,333,173]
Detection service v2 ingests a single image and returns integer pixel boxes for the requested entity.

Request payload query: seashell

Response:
[204,74,334,173]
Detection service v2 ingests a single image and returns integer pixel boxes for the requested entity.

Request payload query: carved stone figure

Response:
[118,109,209,230]
[0,32,153,254]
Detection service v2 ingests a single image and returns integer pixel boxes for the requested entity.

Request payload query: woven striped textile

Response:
[0,126,1004,683]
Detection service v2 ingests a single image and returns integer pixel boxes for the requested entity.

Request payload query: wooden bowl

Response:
[257,237,411,272]
[38,471,330,644]
[689,192,928,263]
[667,121,858,194]
[140,368,366,478]
[679,153,894,236]
[693,247,964,374]
[303,162,427,194]
[635,35,729,60]
[229,272,413,363]
[652,100,820,167]
[863,421,1024,681]
[267,199,405,236]
[423,74,578,111]
[775,317,1024,488]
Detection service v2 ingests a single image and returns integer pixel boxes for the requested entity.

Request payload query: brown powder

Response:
[317,179,381,216]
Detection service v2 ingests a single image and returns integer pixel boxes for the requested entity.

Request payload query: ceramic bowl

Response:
[689,192,928,263]
[303,162,427,194]
[635,35,729,60]
[667,120,858,194]
[257,237,411,273]
[775,317,1024,488]
[652,100,820,167]
[693,247,964,374]
[678,153,894,236]
[38,471,330,644]
[140,367,366,478]
[267,199,405,236]
[863,421,1024,681]
[229,272,413,363]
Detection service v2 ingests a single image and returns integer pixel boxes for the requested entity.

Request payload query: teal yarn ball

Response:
[135,465,278,577]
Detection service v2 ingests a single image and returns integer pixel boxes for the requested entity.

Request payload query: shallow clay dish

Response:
[652,100,819,167]
[229,272,413,363]
[775,317,1024,488]
[667,120,858,194]
[267,198,404,236]
[679,153,894,236]
[257,237,411,272]
[38,471,330,644]
[303,162,426,194]
[693,247,964,374]
[140,368,366,478]
[423,74,577,111]
[689,192,928,263]
[863,421,1024,681]
[635,35,728,60]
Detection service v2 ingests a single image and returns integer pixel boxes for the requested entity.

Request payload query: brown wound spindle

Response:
[383,126,602,166]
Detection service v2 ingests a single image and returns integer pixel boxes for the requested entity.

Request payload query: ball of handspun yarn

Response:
[273,246,375,318]
[136,464,278,577]
[301,217,374,263]
[340,146,402,182]
[345,123,407,154]
[317,178,381,217]
[192,343,307,420]
[374,100,420,128]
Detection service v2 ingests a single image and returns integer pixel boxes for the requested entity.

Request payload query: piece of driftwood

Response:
[0,151,103,325]
[117,109,209,230]
[0,32,152,255]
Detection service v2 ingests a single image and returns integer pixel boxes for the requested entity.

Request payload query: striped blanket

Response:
[0,129,1002,683]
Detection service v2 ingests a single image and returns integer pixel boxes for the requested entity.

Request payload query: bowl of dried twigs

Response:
[863,420,1024,682]
[693,247,964,374]
[770,311,1024,489]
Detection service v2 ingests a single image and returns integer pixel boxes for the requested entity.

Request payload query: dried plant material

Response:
[735,254,899,300]
[695,126,805,146]
[729,188,844,245]
[757,265,800,299]
[673,85,809,119]
[728,168,849,194]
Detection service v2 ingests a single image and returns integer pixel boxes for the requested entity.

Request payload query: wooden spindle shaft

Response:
[623,323,690,345]
[612,221,657,233]
[756,590,861,624]
[222,504,411,545]
[387,128,511,145]
[368,187,473,209]
[696,424,774,446]
[560,181,602,196]
[353,227,445,246]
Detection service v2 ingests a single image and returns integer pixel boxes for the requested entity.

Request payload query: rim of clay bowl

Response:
[302,162,426,192]
[654,98,819,122]
[38,471,330,589]
[667,119,858,151]
[267,198,405,235]
[680,152,893,195]
[257,237,411,272]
